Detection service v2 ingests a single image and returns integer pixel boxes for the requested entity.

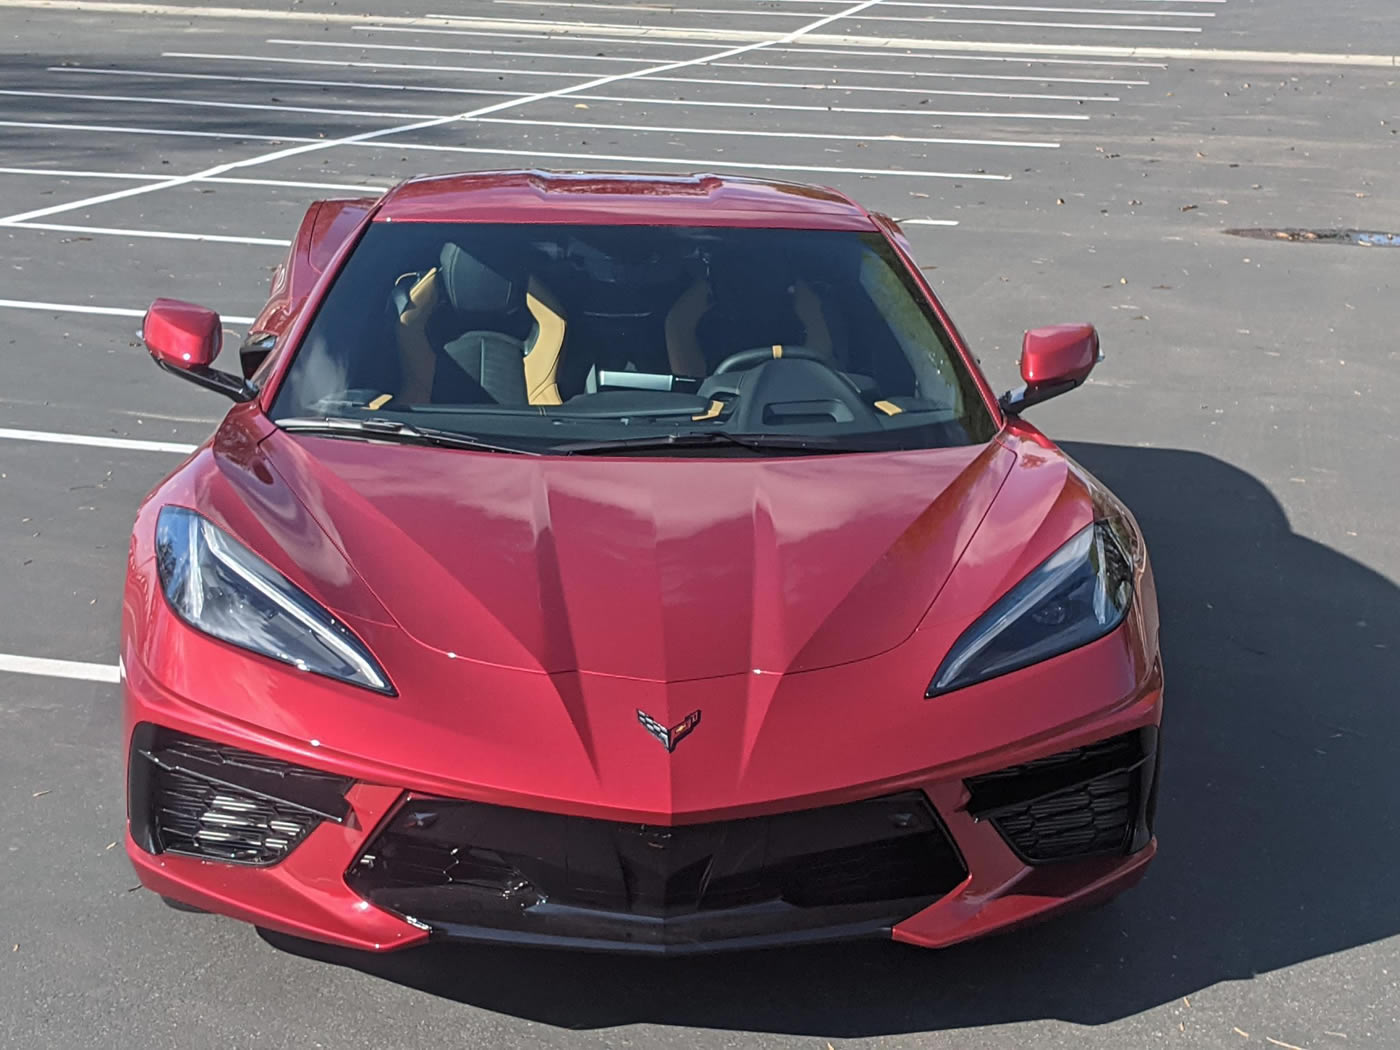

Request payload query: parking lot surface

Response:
[1,1,1397,1047]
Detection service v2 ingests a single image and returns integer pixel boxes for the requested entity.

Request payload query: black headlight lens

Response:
[155,506,393,694]
[927,521,1133,697]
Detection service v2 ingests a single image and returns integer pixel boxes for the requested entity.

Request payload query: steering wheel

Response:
[712,344,829,375]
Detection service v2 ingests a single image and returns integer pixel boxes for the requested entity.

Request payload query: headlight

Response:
[927,522,1133,697]
[154,506,393,694]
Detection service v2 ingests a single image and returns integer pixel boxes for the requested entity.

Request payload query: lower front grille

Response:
[347,791,968,950]
[128,725,353,866]
[965,728,1158,864]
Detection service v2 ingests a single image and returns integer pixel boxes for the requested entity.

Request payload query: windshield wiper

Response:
[557,431,866,456]
[275,416,540,456]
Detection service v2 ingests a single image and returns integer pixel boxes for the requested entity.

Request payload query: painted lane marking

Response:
[0,87,440,121]
[0,654,120,684]
[777,44,1163,66]
[344,31,1151,80]
[8,223,292,247]
[0,3,1393,68]
[485,0,1208,31]
[0,118,321,144]
[155,55,1089,119]
[357,24,721,49]
[269,38,662,65]
[351,140,1006,180]
[681,0,1221,7]
[411,14,1400,65]
[0,3,1387,67]
[48,65,534,103]
[0,164,387,194]
[38,72,1057,146]
[472,116,1060,148]
[714,58,1148,85]
[29,69,1057,149]
[261,40,1119,100]
[0,427,198,454]
[0,299,256,324]
[359,25,1166,67]
[544,91,1090,119]
[0,0,911,226]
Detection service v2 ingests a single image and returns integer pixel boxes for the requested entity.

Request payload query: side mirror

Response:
[999,323,1100,415]
[143,298,256,402]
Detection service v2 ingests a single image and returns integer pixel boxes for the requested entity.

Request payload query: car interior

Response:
[273,222,993,449]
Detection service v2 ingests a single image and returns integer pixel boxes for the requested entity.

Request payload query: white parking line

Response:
[611,0,1215,12]
[298,40,664,65]
[1,4,1393,67]
[695,0,1223,7]
[8,223,292,247]
[0,163,390,194]
[0,653,120,683]
[557,91,1091,119]
[779,44,1163,67]
[0,118,321,145]
[36,70,1058,149]
[356,24,722,50]
[0,427,198,454]
[0,0,945,227]
[356,141,1007,181]
[263,39,1118,100]
[357,24,1166,67]
[49,65,535,103]
[485,1,1208,31]
[346,28,1150,80]
[0,300,256,324]
[0,87,441,122]
[151,54,1089,119]
[474,116,1059,148]
[719,58,1148,85]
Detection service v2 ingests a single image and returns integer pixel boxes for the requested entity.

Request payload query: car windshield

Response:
[270,222,996,455]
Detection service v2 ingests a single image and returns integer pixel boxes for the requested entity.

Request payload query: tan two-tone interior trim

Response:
[523,276,566,406]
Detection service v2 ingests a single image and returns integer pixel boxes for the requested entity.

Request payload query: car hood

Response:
[256,433,1015,682]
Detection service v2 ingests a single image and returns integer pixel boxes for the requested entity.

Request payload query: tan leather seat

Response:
[522,277,566,406]
[395,249,568,406]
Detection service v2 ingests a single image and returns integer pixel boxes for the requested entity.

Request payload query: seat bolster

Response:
[523,277,566,406]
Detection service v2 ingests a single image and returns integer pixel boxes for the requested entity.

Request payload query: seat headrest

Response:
[438,242,517,314]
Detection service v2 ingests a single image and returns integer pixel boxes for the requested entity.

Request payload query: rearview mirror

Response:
[143,298,256,402]
[999,323,1100,415]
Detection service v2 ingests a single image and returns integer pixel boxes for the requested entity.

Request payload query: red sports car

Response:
[124,170,1162,955]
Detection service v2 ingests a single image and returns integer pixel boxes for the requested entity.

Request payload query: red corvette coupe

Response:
[124,170,1162,955]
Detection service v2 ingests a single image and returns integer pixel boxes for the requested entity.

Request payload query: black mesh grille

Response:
[347,791,968,948]
[965,728,1157,864]
[130,727,352,866]
[992,769,1136,861]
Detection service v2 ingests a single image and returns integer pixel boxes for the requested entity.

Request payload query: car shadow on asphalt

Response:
[260,442,1400,1035]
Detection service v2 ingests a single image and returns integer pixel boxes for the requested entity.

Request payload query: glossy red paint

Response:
[142,298,222,369]
[1020,323,1099,387]
[245,197,377,378]
[377,170,878,230]
[122,172,1162,954]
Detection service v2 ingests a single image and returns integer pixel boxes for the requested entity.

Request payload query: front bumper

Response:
[125,653,1163,955]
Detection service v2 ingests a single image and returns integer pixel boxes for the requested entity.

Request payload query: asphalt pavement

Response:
[1,1,1397,1047]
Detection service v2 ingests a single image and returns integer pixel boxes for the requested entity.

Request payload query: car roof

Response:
[374,169,879,231]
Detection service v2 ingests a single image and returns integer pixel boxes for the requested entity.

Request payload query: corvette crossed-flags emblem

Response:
[636,709,702,753]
